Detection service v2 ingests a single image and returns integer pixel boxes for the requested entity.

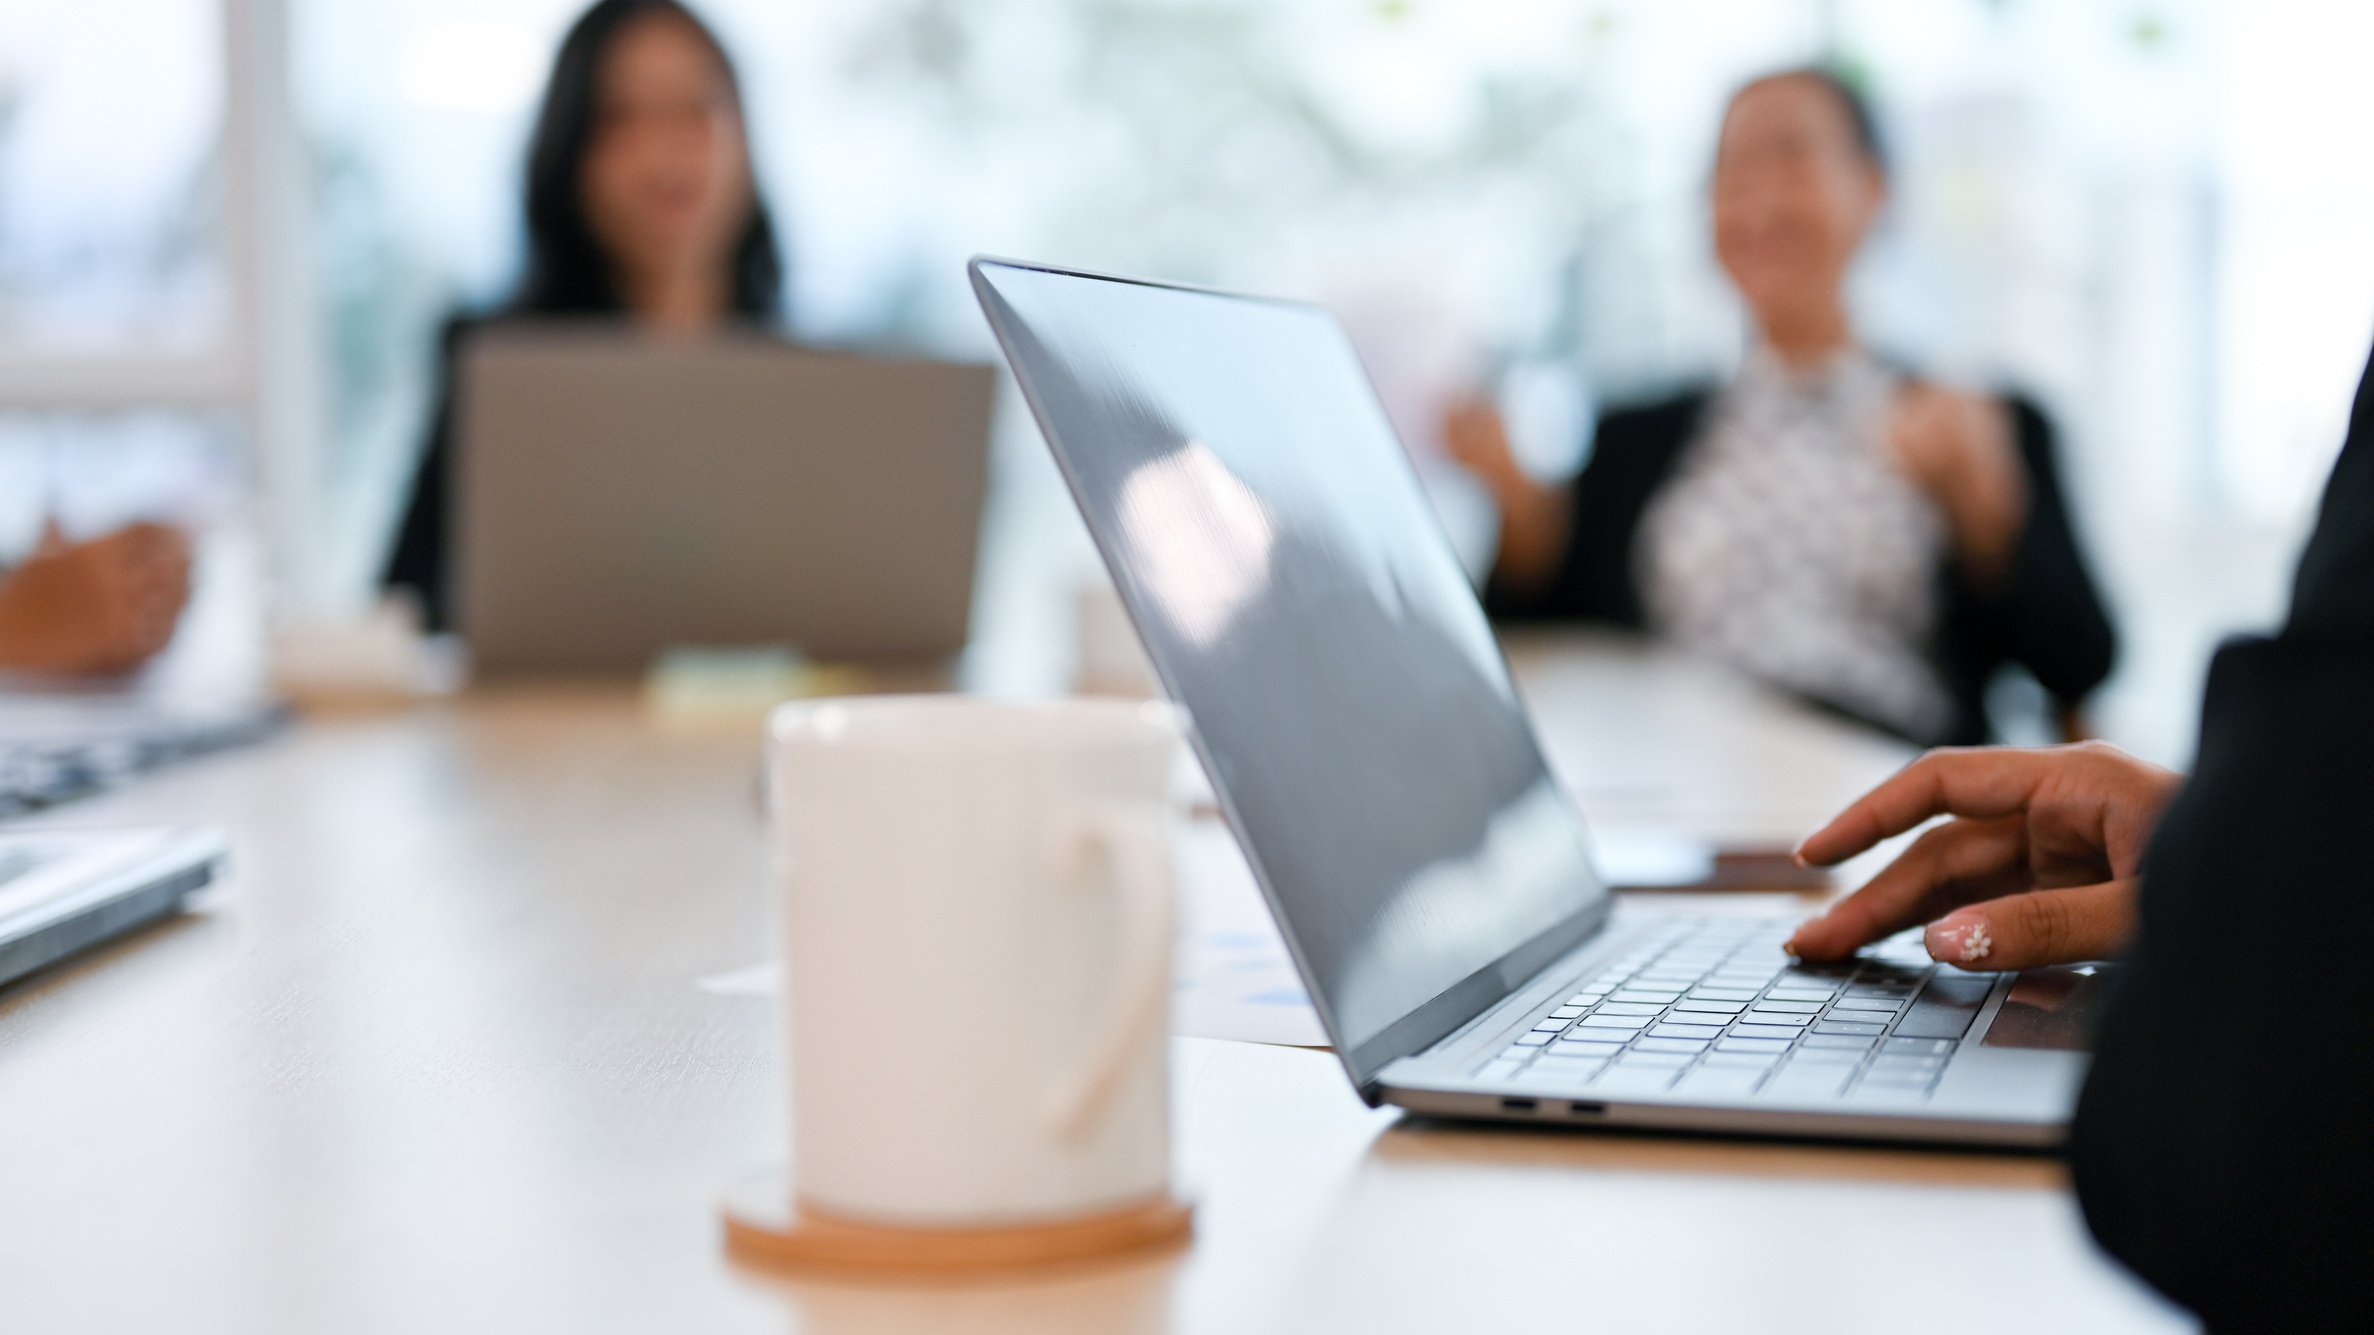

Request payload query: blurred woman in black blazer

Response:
[384,0,785,629]
[1449,69,2114,746]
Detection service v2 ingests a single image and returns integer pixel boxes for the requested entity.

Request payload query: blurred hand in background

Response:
[0,521,194,676]
[1888,382,2029,586]
[1442,395,1570,595]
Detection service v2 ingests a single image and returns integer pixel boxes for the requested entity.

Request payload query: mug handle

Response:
[1044,802,1174,1142]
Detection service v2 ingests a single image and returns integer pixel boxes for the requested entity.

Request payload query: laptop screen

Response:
[974,260,1608,1071]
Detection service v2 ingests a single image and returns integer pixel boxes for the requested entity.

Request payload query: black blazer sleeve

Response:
[382,316,475,633]
[1480,391,1707,627]
[2068,350,2374,1328]
[1930,397,2119,741]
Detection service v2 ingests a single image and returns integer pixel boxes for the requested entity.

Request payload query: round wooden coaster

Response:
[720,1172,1194,1277]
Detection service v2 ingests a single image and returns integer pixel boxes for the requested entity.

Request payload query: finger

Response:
[136,532,195,607]
[1795,747,2061,867]
[1923,879,2137,971]
[1786,817,2026,961]
[113,522,191,570]
[90,525,188,606]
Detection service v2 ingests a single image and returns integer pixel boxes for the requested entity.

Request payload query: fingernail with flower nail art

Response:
[1925,912,1993,965]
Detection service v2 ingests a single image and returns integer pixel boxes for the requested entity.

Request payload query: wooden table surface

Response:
[0,635,2184,1334]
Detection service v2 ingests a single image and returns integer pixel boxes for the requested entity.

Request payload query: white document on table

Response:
[1168,821,1328,1047]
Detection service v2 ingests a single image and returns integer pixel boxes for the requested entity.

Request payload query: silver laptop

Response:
[455,326,998,676]
[972,257,2095,1147]
[0,827,223,989]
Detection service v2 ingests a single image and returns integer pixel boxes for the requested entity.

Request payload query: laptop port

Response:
[1567,1101,1607,1117]
[1499,1097,1539,1113]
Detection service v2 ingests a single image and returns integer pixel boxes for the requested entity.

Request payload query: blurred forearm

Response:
[1488,474,1573,596]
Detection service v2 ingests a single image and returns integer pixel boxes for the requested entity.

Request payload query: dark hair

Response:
[515,0,784,318]
[1744,66,1889,177]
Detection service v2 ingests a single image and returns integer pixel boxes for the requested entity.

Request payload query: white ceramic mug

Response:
[768,695,1183,1228]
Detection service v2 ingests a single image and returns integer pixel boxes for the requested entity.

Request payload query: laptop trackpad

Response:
[1980,965,2110,1052]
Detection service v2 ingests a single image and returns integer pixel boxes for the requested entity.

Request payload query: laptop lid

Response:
[456,325,998,675]
[971,258,1610,1093]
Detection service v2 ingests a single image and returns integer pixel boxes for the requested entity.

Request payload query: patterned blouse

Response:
[1636,348,1953,740]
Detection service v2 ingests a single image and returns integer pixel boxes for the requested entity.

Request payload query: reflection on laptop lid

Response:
[970,258,1610,1088]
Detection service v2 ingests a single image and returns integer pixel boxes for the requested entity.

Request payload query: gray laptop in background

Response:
[973,257,2098,1147]
[455,327,998,677]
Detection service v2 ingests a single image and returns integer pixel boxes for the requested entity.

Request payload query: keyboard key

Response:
[1549,1006,1586,1020]
[1799,1033,1876,1050]
[1717,1036,1794,1054]
[1813,1019,1887,1037]
[1689,988,1763,1002]
[1675,1067,1766,1098]
[1520,1057,1610,1087]
[1610,989,1683,1005]
[1595,1001,1666,1016]
[1593,1067,1680,1093]
[1672,999,1747,1015]
[1749,999,1824,1014]
[1476,1059,1526,1081]
[1865,1067,1941,1086]
[1884,1037,1957,1057]
[1858,1069,1937,1090]
[1515,1032,1556,1046]
[1827,997,1902,1014]
[1741,1011,1815,1027]
[1576,1014,1654,1031]
[1647,1023,1724,1042]
[1765,988,1837,1003]
[1729,1024,1804,1043]
[1846,1082,1935,1106]
[1893,972,1994,1040]
[1635,1036,1713,1053]
[1553,1040,1628,1061]
[1858,967,1929,986]
[1762,1065,1853,1100]
[1845,984,1915,1000]
[1532,1019,1569,1032]
[1701,1051,1781,1069]
[1566,993,1606,1007]
[1614,1048,1694,1067]
[1788,1046,1863,1065]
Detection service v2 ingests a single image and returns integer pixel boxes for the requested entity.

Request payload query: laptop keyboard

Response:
[0,706,285,818]
[1473,918,2000,1105]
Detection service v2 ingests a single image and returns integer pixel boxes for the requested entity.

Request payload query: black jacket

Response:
[2069,344,2374,1330]
[382,316,476,633]
[1482,388,2118,745]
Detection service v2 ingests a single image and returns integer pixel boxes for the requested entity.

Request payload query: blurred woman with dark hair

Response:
[385,0,784,629]
[1448,68,2115,747]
